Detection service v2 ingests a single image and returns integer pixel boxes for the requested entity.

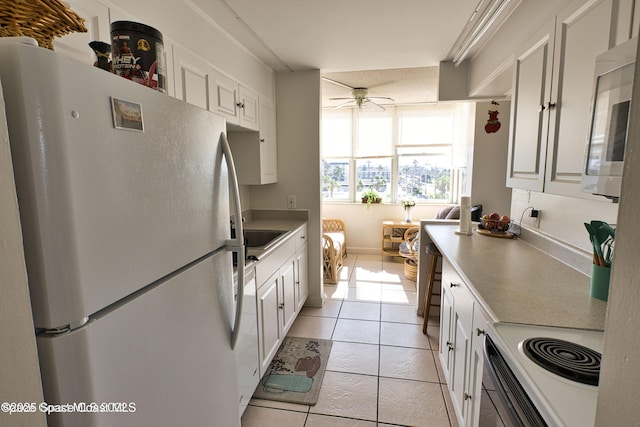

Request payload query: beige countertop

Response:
[425,224,607,331]
[243,217,307,263]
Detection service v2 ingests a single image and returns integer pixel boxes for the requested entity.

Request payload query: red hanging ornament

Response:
[485,109,501,133]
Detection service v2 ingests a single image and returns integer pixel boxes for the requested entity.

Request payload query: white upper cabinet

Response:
[210,71,259,131]
[239,85,260,131]
[507,0,624,197]
[545,0,615,197]
[173,45,211,110]
[506,22,555,192]
[211,69,241,124]
[53,0,110,66]
[228,97,278,185]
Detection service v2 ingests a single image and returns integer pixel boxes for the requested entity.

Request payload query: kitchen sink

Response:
[244,229,288,249]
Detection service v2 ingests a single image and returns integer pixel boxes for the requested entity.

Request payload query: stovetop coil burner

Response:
[523,337,601,386]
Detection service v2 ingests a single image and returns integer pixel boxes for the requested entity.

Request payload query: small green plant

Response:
[361,189,382,206]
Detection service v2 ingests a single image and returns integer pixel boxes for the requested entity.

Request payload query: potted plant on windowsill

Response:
[361,189,382,206]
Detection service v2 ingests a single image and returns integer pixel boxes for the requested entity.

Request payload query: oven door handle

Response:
[484,335,548,427]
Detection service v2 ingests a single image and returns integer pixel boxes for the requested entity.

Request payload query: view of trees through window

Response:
[322,104,470,203]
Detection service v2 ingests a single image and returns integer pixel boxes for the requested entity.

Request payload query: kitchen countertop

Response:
[236,213,308,270]
[425,224,607,331]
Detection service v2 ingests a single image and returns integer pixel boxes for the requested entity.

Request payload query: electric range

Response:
[488,322,604,427]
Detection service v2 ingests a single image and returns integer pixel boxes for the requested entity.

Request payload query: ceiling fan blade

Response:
[328,97,354,101]
[321,76,354,90]
[331,100,357,110]
[368,96,395,102]
[365,99,386,111]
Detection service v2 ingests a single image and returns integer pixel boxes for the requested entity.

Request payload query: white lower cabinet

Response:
[294,245,308,312]
[255,225,308,377]
[279,259,297,334]
[439,259,488,427]
[257,275,280,375]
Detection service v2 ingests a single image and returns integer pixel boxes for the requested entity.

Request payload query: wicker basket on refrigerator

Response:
[0,0,87,49]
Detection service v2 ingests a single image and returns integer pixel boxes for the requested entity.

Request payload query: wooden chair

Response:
[422,242,442,333]
[322,219,347,284]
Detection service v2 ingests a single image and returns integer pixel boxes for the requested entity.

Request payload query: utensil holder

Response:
[590,264,611,301]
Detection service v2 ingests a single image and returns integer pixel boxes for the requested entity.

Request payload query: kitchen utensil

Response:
[585,222,605,266]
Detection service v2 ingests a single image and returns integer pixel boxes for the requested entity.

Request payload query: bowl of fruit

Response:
[480,213,511,232]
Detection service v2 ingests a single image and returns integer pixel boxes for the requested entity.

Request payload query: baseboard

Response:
[345,247,382,255]
[304,295,323,308]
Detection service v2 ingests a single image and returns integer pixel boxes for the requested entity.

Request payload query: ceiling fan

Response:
[323,77,394,111]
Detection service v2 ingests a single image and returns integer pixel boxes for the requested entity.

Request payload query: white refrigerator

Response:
[0,38,247,426]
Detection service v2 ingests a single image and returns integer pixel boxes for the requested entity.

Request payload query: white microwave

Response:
[581,37,637,202]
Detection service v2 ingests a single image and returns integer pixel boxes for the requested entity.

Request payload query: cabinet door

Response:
[464,334,484,427]
[544,0,615,197]
[506,22,555,191]
[295,247,308,312]
[439,283,455,383]
[173,46,211,110]
[279,260,297,335]
[239,85,260,131]
[464,308,489,427]
[53,0,110,66]
[211,70,240,125]
[228,99,278,184]
[257,277,280,375]
[450,312,471,426]
[258,99,278,183]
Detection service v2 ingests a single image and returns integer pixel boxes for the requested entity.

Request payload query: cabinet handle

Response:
[476,328,486,336]
[548,102,557,109]
[539,104,546,112]
[260,138,265,143]
[464,392,472,401]
[450,282,460,288]
[236,102,245,109]
[446,341,454,351]
[278,303,284,310]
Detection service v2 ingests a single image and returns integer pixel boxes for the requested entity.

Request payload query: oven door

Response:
[484,335,548,427]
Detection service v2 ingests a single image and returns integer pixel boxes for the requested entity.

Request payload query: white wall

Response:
[0,94,46,427]
[469,101,512,216]
[322,203,448,253]
[249,70,323,306]
[510,189,618,252]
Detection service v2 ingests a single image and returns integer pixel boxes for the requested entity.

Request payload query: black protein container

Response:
[111,21,167,92]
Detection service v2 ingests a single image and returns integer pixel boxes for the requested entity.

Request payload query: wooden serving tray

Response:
[476,228,515,239]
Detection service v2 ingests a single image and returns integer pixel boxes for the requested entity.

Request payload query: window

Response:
[321,104,471,203]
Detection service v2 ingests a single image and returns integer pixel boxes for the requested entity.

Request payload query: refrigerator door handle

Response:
[221,132,244,350]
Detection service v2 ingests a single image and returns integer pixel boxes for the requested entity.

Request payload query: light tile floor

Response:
[241,254,459,427]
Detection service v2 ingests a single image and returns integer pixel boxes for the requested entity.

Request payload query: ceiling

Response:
[190,0,500,105]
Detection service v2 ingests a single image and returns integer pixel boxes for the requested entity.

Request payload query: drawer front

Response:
[442,260,474,327]
[292,226,308,251]
[256,238,295,287]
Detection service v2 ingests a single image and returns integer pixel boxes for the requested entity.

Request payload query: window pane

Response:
[356,110,393,157]
[355,158,391,201]
[322,110,352,157]
[397,154,452,201]
[398,105,454,145]
[322,159,350,200]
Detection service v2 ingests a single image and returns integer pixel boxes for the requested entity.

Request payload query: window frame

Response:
[321,105,465,204]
